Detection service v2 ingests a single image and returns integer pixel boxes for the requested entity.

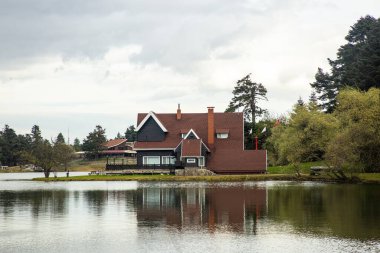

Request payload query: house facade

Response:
[133,106,267,174]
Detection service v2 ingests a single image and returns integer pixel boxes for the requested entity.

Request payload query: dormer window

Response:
[216,129,229,139]
[217,133,229,139]
[180,129,190,138]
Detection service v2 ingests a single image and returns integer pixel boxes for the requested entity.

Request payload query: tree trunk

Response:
[44,168,51,178]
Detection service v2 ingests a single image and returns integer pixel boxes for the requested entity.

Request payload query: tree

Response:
[325,88,380,173]
[31,125,43,147]
[226,74,268,142]
[82,125,107,159]
[116,132,123,139]
[54,142,74,172]
[73,138,82,151]
[0,125,19,166]
[32,140,56,178]
[124,125,136,141]
[55,133,65,144]
[267,102,339,166]
[310,15,380,112]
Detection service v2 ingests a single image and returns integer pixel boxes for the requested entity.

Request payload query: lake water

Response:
[0,173,379,253]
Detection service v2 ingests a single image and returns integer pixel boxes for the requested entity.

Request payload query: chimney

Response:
[176,104,182,120]
[207,106,215,145]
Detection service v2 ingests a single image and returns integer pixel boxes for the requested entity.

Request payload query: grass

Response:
[267,161,325,174]
[34,173,307,182]
[66,159,108,172]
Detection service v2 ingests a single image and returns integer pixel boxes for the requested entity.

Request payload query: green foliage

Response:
[226,74,268,127]
[73,138,82,151]
[53,142,74,171]
[32,140,55,178]
[55,133,65,144]
[124,125,136,141]
[31,125,43,146]
[325,88,380,172]
[82,125,107,159]
[267,102,339,166]
[310,15,380,112]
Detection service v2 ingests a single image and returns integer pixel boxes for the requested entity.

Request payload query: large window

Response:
[143,156,160,165]
[162,156,176,165]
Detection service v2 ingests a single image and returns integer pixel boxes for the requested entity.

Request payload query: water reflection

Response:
[134,186,267,234]
[0,177,379,253]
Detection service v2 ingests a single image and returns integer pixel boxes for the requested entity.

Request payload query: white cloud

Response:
[0,0,379,139]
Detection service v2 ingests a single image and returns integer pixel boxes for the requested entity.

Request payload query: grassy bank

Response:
[33,173,380,184]
[268,161,325,174]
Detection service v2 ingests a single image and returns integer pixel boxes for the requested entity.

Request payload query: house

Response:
[133,105,267,174]
[101,138,136,157]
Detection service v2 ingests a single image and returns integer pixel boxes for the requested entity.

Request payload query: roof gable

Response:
[134,111,244,150]
[136,111,168,132]
[183,129,200,139]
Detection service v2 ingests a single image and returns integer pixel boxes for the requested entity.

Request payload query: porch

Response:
[105,157,183,174]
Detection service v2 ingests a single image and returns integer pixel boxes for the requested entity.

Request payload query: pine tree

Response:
[310,15,380,112]
[55,133,65,144]
[226,74,268,141]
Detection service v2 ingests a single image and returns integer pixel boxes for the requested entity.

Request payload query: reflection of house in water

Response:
[135,186,267,233]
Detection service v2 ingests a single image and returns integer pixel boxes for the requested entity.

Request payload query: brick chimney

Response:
[207,106,215,145]
[176,104,181,120]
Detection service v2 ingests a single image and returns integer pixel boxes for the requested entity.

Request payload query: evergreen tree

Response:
[226,74,268,142]
[124,125,136,141]
[31,125,43,147]
[82,125,107,159]
[55,133,65,144]
[73,138,82,151]
[0,125,19,166]
[310,15,380,112]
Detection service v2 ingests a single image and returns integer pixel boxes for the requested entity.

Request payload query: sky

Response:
[0,0,379,142]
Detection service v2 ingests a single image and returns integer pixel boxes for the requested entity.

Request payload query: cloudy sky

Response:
[0,0,379,142]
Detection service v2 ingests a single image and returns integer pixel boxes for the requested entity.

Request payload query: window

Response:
[198,157,205,167]
[187,158,196,163]
[217,133,229,139]
[181,133,186,138]
[162,156,176,165]
[143,156,160,165]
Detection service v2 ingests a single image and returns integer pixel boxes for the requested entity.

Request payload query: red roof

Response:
[181,139,201,156]
[134,112,244,150]
[103,139,128,149]
[216,129,230,134]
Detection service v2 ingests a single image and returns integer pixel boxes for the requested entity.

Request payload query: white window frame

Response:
[198,156,205,167]
[162,156,176,165]
[143,156,161,165]
[186,158,196,163]
[181,133,186,138]
[216,133,229,139]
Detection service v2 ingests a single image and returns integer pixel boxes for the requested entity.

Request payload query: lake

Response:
[0,173,379,253]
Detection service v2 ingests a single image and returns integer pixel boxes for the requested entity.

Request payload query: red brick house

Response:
[134,105,267,174]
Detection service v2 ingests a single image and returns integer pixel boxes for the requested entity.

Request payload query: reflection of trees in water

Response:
[267,184,380,240]
[0,190,69,218]
[134,186,267,233]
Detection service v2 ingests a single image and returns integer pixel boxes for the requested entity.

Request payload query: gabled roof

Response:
[135,111,168,132]
[183,129,200,139]
[134,112,244,150]
[103,138,128,149]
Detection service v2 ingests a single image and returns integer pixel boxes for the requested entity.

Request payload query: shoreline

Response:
[32,174,380,184]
